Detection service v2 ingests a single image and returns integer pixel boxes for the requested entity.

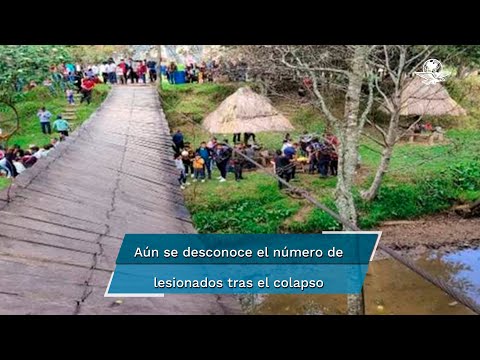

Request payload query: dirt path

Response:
[0,85,241,315]
[377,213,480,257]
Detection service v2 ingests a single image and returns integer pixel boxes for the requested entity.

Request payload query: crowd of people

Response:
[173,130,245,189]
[26,62,100,106]
[0,103,73,179]
[0,138,61,178]
[29,58,159,102]
[165,60,221,84]
[96,58,158,85]
[273,132,339,189]
[171,129,340,190]
[54,58,158,87]
[412,121,444,135]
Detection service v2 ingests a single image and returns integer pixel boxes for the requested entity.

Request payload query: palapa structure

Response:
[379,76,467,116]
[202,87,294,134]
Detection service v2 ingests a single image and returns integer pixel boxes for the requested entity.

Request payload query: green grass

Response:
[0,177,10,189]
[162,82,480,233]
[161,82,240,127]
[184,171,300,233]
[2,85,109,149]
[0,84,110,190]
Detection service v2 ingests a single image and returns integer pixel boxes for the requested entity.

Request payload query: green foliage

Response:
[4,84,109,149]
[161,82,238,127]
[68,45,126,64]
[435,45,480,68]
[0,45,74,139]
[445,77,480,128]
[186,172,299,233]
[0,45,71,89]
[287,199,341,232]
[449,160,480,191]
[357,159,480,228]
[0,177,10,189]
[194,198,298,233]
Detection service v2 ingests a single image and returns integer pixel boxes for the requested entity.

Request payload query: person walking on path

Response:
[137,60,147,84]
[52,115,71,137]
[128,58,139,84]
[99,62,108,84]
[37,107,52,134]
[117,59,128,85]
[116,64,125,85]
[147,60,157,83]
[80,77,95,105]
[107,60,117,84]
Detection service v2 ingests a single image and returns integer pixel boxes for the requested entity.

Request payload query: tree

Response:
[0,45,71,142]
[360,45,472,201]
[240,45,375,314]
[437,45,480,78]
[68,45,129,64]
[360,45,434,201]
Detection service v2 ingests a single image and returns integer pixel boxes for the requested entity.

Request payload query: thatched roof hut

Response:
[379,77,467,116]
[202,87,294,133]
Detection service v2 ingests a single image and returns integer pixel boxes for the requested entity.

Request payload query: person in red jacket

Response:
[80,77,95,105]
[137,60,147,84]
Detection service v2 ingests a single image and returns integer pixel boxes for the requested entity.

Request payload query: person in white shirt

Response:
[107,62,117,84]
[92,65,99,75]
[116,64,125,84]
[13,160,26,174]
[99,62,108,84]
[281,139,293,154]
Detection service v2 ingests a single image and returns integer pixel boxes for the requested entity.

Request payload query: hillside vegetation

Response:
[162,81,480,233]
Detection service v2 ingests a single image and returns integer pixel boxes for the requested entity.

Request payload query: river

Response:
[254,247,480,315]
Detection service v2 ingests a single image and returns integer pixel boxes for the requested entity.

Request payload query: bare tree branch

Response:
[395,114,425,142]
[361,131,387,147]
[359,72,375,129]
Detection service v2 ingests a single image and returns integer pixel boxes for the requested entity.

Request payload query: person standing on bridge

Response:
[37,107,52,134]
[137,60,147,84]
[117,59,128,85]
[128,58,139,84]
[147,59,157,83]
[107,60,117,84]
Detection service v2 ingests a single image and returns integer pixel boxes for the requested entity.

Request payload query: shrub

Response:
[193,198,298,234]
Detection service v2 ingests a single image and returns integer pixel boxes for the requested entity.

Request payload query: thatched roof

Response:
[202,87,294,133]
[379,77,467,116]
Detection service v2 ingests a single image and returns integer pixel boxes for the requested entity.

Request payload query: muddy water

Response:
[254,248,480,315]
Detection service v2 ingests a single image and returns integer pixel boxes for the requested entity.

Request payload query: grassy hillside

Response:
[2,85,109,149]
[160,81,480,233]
[0,84,109,190]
